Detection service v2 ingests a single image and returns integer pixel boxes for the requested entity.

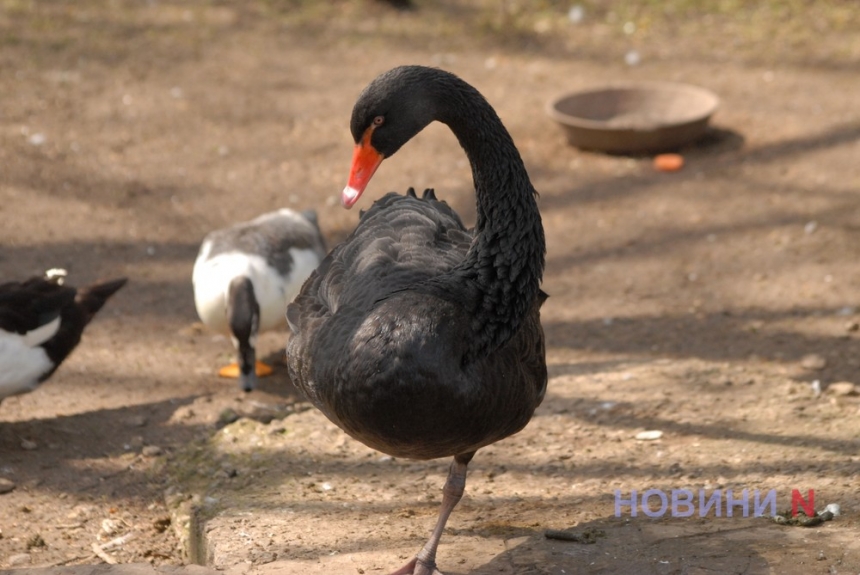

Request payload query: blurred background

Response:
[1,1,859,572]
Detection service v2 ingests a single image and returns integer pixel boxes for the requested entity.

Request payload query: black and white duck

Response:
[193,208,327,392]
[0,270,127,403]
[286,66,547,575]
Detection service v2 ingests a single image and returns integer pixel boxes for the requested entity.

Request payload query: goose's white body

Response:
[193,247,322,334]
[0,318,59,399]
[192,208,327,337]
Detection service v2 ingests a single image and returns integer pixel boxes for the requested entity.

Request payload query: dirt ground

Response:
[1,1,859,573]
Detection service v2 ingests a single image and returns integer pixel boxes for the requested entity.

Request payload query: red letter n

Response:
[792,489,815,517]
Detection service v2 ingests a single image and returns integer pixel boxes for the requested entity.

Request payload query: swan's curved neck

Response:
[432,81,546,358]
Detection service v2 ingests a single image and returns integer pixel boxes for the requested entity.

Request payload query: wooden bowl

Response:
[547,83,719,154]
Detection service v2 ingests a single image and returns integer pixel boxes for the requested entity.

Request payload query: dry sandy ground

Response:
[1,1,859,574]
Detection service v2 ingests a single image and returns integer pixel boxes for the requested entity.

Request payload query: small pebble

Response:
[825,382,857,396]
[153,516,172,533]
[218,408,240,426]
[142,445,163,457]
[545,527,605,543]
[823,503,841,517]
[67,505,92,520]
[800,354,827,370]
[545,529,584,542]
[8,553,31,566]
[28,133,46,146]
[102,518,120,535]
[568,5,584,24]
[804,221,818,235]
[624,50,641,66]
[21,439,37,450]
[811,380,822,397]
[173,406,196,420]
[635,430,663,441]
[126,415,148,427]
[0,478,16,494]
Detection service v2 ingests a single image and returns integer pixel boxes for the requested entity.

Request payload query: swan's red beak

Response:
[343,129,384,209]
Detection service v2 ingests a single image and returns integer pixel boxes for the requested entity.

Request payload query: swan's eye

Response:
[372,115,385,127]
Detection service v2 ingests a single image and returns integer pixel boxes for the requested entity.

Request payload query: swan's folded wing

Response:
[288,190,473,340]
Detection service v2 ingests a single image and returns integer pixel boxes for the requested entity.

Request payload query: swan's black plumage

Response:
[286,66,546,574]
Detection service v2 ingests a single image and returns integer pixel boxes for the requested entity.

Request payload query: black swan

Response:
[286,66,547,574]
[0,270,127,403]
[193,208,326,391]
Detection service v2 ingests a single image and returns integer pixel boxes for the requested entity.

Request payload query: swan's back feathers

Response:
[290,190,471,328]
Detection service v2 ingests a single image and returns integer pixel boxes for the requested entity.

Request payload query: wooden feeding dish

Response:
[547,82,719,154]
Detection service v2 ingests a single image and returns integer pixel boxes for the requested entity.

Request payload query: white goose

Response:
[193,208,326,391]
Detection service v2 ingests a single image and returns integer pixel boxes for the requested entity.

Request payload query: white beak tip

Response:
[342,186,360,209]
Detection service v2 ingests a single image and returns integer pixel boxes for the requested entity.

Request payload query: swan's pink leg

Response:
[389,453,473,575]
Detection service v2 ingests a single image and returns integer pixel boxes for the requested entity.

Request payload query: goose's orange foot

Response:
[217,361,274,378]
